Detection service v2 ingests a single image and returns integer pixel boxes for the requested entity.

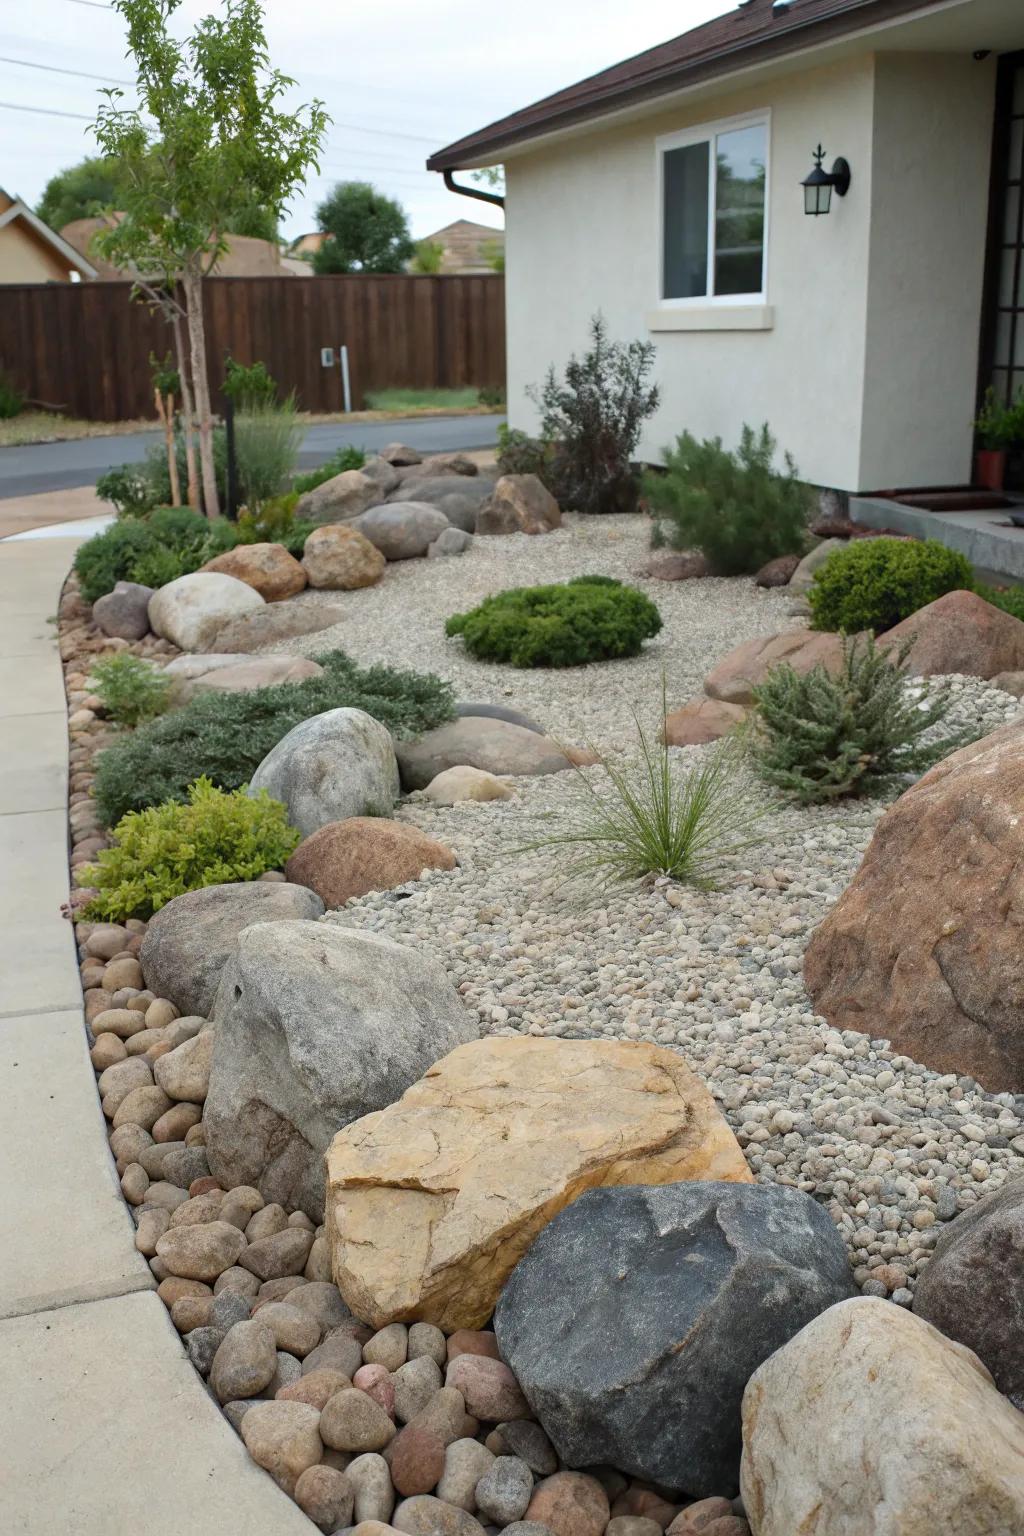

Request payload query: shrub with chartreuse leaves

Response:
[292,444,366,495]
[89,654,171,728]
[93,649,454,826]
[807,537,974,634]
[645,424,812,576]
[750,634,967,803]
[445,576,662,668]
[80,778,300,921]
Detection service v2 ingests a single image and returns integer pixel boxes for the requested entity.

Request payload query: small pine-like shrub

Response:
[80,778,300,921]
[445,576,662,668]
[92,650,455,826]
[89,654,171,727]
[293,445,366,494]
[807,537,974,634]
[751,635,968,802]
[646,424,812,576]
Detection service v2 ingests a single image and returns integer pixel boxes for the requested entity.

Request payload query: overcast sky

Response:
[2,0,730,242]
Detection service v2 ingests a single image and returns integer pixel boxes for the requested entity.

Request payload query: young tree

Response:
[93,0,327,517]
[37,156,124,231]
[409,238,444,274]
[312,182,413,274]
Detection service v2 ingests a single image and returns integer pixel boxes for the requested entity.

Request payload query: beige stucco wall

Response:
[0,220,74,283]
[504,49,996,493]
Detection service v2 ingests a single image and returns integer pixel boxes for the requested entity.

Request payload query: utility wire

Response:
[0,100,95,122]
[0,54,133,86]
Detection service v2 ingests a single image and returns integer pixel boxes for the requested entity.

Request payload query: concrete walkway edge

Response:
[0,534,312,1533]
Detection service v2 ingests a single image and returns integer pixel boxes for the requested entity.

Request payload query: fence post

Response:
[223,394,238,521]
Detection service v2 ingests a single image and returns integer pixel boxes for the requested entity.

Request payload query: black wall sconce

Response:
[801,145,852,216]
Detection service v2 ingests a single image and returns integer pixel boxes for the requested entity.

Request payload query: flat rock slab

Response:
[326,1037,752,1331]
[804,717,1024,1091]
[207,602,346,653]
[740,1297,1024,1536]
[179,656,325,699]
[396,718,571,791]
[704,629,846,706]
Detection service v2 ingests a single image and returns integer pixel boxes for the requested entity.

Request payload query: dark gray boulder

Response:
[389,475,496,533]
[139,880,325,1017]
[913,1178,1024,1408]
[454,702,546,735]
[395,717,570,792]
[204,921,478,1221]
[351,503,450,560]
[493,1182,856,1498]
[92,580,154,640]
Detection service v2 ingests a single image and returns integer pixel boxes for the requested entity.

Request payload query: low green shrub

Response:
[445,576,662,668]
[495,424,557,490]
[975,580,1024,622]
[751,635,967,802]
[80,778,300,920]
[293,445,365,495]
[89,654,171,727]
[74,506,217,602]
[478,384,506,408]
[223,357,277,409]
[95,463,157,518]
[234,494,317,556]
[98,428,228,519]
[93,650,455,826]
[807,537,973,634]
[646,424,812,576]
[0,368,24,419]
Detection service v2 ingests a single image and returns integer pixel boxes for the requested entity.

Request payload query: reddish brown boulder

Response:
[661,697,748,746]
[641,553,709,582]
[804,718,1024,1091]
[526,1473,610,1536]
[285,817,457,909]
[476,475,560,536]
[201,542,306,601]
[878,589,1024,678]
[704,630,846,706]
[754,554,801,588]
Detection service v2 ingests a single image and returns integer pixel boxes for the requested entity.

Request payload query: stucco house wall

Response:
[0,217,76,284]
[504,50,996,494]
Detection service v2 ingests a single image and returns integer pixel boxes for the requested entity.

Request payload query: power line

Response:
[0,100,95,122]
[64,0,113,8]
[0,54,133,87]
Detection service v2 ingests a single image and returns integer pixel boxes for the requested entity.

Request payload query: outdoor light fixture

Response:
[801,145,851,216]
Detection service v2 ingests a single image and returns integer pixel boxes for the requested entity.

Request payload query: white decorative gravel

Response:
[272,513,1024,1297]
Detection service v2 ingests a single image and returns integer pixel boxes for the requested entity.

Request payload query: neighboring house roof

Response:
[289,231,327,256]
[0,189,98,279]
[427,0,951,169]
[61,217,304,279]
[417,219,504,274]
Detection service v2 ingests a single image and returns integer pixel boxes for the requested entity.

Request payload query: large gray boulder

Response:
[494,1182,856,1498]
[358,455,402,498]
[248,707,400,837]
[295,469,381,526]
[396,718,571,792]
[92,580,153,640]
[148,571,264,651]
[389,475,495,534]
[139,881,325,1018]
[351,504,451,560]
[913,1179,1024,1408]
[204,921,478,1220]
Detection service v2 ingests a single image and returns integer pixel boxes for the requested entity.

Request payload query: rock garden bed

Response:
[56,475,1024,1534]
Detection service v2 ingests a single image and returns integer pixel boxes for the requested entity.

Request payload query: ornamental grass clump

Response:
[517,686,763,888]
[89,653,171,728]
[750,635,968,803]
[807,537,973,634]
[645,424,812,575]
[80,778,300,921]
[445,576,662,668]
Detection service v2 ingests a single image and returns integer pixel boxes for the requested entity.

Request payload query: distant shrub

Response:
[80,778,300,921]
[293,444,366,494]
[478,384,506,408]
[975,580,1024,622]
[530,314,660,515]
[235,494,316,556]
[99,426,228,518]
[89,654,171,727]
[495,424,555,486]
[96,463,156,518]
[646,424,812,576]
[0,367,24,419]
[223,357,277,409]
[808,537,973,634]
[751,635,967,802]
[445,575,662,668]
[92,649,455,826]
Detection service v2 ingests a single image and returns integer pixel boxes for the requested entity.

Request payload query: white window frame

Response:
[656,109,771,309]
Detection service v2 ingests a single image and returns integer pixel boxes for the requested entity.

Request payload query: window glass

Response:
[714,123,767,296]
[663,141,709,299]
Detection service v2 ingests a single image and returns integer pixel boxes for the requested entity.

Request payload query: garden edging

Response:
[0,532,312,1534]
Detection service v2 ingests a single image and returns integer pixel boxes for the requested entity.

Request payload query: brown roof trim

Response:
[427,0,947,170]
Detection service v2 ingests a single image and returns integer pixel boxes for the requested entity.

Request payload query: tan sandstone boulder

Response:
[704,629,846,705]
[326,1037,752,1331]
[878,588,1024,678]
[740,1297,1024,1536]
[302,524,386,590]
[285,817,457,908]
[296,469,382,525]
[476,474,561,536]
[661,696,748,746]
[201,542,307,601]
[804,718,1024,1091]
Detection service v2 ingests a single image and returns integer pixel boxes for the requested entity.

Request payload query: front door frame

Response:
[978,50,1024,413]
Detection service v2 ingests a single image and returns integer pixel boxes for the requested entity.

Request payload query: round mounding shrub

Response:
[445,576,662,668]
[808,537,974,634]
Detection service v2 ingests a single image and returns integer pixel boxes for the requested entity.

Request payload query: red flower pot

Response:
[976,448,1007,491]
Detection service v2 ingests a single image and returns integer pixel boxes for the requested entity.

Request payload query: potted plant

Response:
[974,388,1016,490]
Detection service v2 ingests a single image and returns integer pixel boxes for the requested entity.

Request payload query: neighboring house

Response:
[416,220,505,274]
[288,232,327,259]
[429,0,1024,494]
[0,190,96,284]
[61,216,309,279]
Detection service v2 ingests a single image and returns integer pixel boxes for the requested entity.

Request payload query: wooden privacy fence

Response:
[0,273,506,421]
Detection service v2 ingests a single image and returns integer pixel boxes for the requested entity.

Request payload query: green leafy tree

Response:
[481,238,505,273]
[92,0,327,517]
[409,238,444,274]
[36,156,123,231]
[312,182,413,274]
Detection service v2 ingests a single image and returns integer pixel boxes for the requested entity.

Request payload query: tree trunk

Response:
[155,387,182,506]
[182,260,219,519]
[172,308,199,510]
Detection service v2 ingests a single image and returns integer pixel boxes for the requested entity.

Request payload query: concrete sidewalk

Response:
[0,535,311,1533]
